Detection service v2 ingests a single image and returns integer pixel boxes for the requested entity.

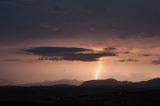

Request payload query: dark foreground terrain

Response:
[0,85,160,106]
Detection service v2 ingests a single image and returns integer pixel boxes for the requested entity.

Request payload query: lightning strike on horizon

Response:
[95,58,102,80]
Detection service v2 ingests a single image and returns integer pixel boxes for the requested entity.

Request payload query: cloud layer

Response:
[0,0,160,44]
[152,59,160,65]
[118,59,139,62]
[18,47,117,61]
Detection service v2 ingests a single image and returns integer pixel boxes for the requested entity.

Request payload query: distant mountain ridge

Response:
[19,79,83,86]
[81,78,160,89]
[0,79,13,86]
[2,78,160,89]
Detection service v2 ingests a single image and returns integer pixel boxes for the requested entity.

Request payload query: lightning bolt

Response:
[95,58,102,80]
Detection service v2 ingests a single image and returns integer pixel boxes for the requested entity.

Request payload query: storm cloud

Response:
[18,47,117,62]
[152,59,160,65]
[118,59,139,62]
[0,0,160,43]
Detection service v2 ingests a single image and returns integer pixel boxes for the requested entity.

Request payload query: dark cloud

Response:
[18,47,117,62]
[53,6,62,12]
[104,47,130,55]
[141,54,160,57]
[118,59,139,62]
[104,47,116,51]
[1,59,37,63]
[0,0,13,2]
[2,59,21,62]
[142,54,152,57]
[19,47,93,56]
[152,59,160,65]
[0,0,160,44]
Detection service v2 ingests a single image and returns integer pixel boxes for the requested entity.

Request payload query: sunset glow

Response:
[1,1,160,105]
[0,0,160,85]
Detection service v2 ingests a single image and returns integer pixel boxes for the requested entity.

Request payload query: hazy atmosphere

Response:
[0,0,160,84]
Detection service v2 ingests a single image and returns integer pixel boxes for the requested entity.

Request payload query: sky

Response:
[0,0,160,84]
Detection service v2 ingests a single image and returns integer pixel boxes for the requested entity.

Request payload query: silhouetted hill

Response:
[81,79,132,87]
[1,78,160,105]
[81,78,160,89]
[51,84,76,88]
[134,78,160,88]
[19,79,82,86]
